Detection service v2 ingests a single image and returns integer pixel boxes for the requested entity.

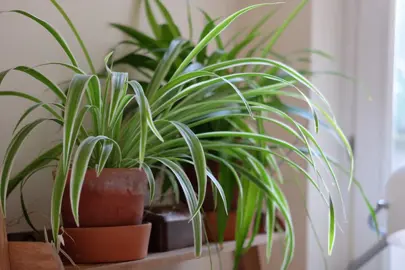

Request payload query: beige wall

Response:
[0,1,311,269]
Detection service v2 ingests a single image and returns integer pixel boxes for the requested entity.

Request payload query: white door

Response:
[351,0,405,269]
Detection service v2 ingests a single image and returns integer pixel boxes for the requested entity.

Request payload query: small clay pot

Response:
[61,168,147,228]
[62,223,151,264]
[204,211,251,242]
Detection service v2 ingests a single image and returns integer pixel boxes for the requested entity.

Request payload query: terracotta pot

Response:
[182,160,239,212]
[63,223,151,264]
[204,211,251,242]
[8,242,63,270]
[61,168,147,228]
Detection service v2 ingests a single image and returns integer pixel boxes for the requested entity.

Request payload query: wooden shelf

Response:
[64,233,284,270]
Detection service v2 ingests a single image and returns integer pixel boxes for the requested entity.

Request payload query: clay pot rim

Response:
[69,167,144,173]
[54,167,145,175]
[83,167,145,175]
[64,222,151,232]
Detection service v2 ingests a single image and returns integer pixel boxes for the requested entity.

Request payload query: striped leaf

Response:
[1,119,61,214]
[153,157,202,256]
[170,121,207,216]
[2,10,78,66]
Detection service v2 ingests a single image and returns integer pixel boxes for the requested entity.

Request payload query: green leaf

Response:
[196,16,218,64]
[152,157,202,256]
[50,0,95,74]
[186,0,193,40]
[152,70,215,101]
[51,158,68,245]
[35,62,85,74]
[174,157,227,215]
[0,91,44,104]
[13,102,63,133]
[319,110,354,189]
[172,3,279,78]
[214,158,234,243]
[1,119,61,214]
[170,121,207,216]
[70,136,120,226]
[107,72,128,130]
[249,8,278,37]
[260,0,308,58]
[265,201,276,261]
[206,57,330,113]
[0,91,62,127]
[198,131,311,162]
[19,164,55,234]
[127,81,163,163]
[20,179,39,234]
[227,32,258,60]
[153,0,181,37]
[142,163,156,202]
[148,39,187,101]
[199,9,224,50]
[328,195,336,255]
[129,81,163,141]
[63,75,98,170]
[96,142,114,176]
[228,159,294,270]
[145,0,161,38]
[0,66,67,102]
[235,176,260,260]
[158,24,176,44]
[7,144,61,197]
[110,94,135,131]
[270,90,354,188]
[161,166,180,203]
[206,153,244,215]
[114,53,159,71]
[2,10,78,67]
[157,73,258,117]
[110,23,163,58]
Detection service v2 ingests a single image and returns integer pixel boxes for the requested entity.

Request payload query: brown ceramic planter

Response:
[63,223,151,264]
[144,205,196,252]
[204,211,251,242]
[61,168,147,228]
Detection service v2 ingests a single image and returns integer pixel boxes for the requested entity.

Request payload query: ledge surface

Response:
[64,233,284,270]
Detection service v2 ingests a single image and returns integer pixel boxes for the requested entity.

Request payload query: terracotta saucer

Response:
[62,223,151,264]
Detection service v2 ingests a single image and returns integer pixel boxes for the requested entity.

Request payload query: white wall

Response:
[0,1,312,269]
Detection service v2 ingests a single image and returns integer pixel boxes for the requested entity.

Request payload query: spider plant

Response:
[109,0,334,264]
[0,1,368,270]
